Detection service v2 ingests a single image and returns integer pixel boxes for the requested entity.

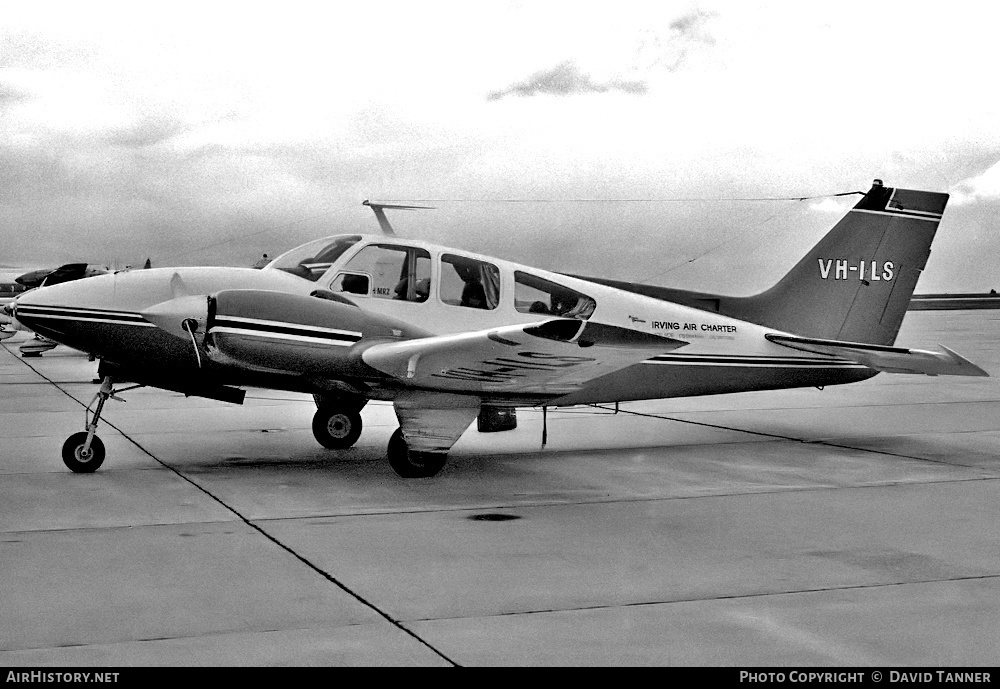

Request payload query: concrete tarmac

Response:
[1,310,999,666]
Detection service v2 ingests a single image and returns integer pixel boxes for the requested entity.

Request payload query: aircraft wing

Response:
[765,333,989,377]
[362,319,688,394]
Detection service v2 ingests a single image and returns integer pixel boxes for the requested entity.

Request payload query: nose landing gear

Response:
[60,376,135,473]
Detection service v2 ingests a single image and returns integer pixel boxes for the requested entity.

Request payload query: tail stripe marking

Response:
[852,209,942,221]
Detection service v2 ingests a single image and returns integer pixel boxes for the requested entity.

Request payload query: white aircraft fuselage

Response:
[12,235,873,409]
[9,181,986,477]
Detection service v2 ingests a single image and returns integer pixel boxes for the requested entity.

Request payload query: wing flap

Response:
[765,333,988,377]
[362,319,687,393]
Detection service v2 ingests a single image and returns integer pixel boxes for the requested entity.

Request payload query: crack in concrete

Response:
[11,351,461,667]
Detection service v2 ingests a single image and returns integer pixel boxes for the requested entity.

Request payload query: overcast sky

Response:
[2,1,998,293]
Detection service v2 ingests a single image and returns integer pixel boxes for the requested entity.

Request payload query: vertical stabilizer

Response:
[726,180,948,346]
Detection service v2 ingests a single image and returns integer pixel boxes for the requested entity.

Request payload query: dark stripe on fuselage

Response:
[15,304,151,326]
[211,316,362,344]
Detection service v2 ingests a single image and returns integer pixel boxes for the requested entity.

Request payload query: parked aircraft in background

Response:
[15,263,110,289]
[12,181,988,477]
[4,264,112,352]
[0,281,29,341]
[3,262,151,354]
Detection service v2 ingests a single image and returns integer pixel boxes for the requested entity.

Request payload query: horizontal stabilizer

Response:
[362,200,435,211]
[765,333,989,377]
[362,200,435,236]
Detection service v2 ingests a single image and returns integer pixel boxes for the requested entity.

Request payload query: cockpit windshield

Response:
[267,235,363,282]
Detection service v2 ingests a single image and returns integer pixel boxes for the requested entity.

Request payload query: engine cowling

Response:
[202,289,434,378]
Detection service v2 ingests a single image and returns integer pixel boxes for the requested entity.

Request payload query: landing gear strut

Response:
[387,428,447,478]
[61,376,125,473]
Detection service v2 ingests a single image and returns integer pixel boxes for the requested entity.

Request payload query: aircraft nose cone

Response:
[141,295,210,341]
[10,282,59,322]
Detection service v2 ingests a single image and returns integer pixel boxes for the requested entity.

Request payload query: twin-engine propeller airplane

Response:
[12,181,988,477]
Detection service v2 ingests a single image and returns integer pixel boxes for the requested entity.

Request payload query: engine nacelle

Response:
[202,289,434,378]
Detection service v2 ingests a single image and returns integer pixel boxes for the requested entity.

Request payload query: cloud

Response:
[0,5,997,293]
[669,9,716,39]
[486,9,718,103]
[949,159,1000,205]
[0,67,44,114]
[808,197,852,213]
[635,9,717,72]
[104,116,190,149]
[0,81,33,106]
[487,61,646,101]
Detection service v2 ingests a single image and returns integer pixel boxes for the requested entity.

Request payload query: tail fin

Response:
[727,180,948,346]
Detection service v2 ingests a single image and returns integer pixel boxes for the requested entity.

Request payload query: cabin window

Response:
[330,272,370,296]
[335,244,431,302]
[269,235,362,282]
[440,254,500,310]
[514,271,596,319]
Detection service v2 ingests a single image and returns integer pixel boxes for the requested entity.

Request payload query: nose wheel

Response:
[62,432,106,473]
[60,376,134,473]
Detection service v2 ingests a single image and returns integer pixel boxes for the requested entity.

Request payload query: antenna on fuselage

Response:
[362,200,434,236]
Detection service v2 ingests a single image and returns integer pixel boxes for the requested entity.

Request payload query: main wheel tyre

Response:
[387,428,447,478]
[312,407,363,449]
[62,432,106,473]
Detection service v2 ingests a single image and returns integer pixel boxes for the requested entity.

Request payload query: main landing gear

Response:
[311,395,365,450]
[310,398,447,478]
[61,376,129,473]
[387,428,447,478]
[312,406,363,449]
